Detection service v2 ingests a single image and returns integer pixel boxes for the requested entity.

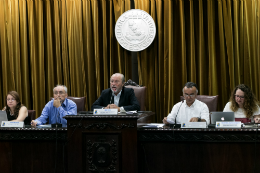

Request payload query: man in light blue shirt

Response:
[31,85,77,126]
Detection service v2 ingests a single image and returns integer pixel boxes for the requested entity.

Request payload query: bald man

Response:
[91,73,140,112]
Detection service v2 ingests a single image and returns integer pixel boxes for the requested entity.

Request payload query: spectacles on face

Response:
[235,95,245,99]
[184,94,195,98]
[110,80,121,84]
[7,98,16,102]
[54,91,65,95]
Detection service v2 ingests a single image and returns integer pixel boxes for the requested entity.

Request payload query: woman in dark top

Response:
[2,91,28,122]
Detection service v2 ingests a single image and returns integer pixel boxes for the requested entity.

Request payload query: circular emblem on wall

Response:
[115,9,156,52]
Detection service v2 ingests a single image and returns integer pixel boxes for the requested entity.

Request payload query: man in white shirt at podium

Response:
[163,82,210,125]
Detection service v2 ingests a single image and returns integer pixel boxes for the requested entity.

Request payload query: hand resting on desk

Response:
[31,120,37,127]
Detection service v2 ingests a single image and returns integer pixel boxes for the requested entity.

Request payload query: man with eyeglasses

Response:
[91,73,140,112]
[31,85,77,126]
[163,82,210,124]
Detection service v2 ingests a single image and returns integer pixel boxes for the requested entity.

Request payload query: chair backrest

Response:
[124,79,146,111]
[180,95,219,112]
[67,96,86,113]
[28,110,36,120]
[50,97,86,113]
[26,110,36,124]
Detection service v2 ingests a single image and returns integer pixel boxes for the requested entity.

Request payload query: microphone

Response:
[57,107,60,124]
[110,95,114,104]
[168,100,183,128]
[51,100,62,128]
[175,101,184,124]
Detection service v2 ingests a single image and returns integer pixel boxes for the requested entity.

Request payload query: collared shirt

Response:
[35,98,77,125]
[167,99,210,125]
[112,90,125,112]
[223,102,260,120]
[112,90,122,106]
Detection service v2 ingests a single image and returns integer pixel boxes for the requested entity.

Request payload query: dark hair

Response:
[229,84,259,118]
[182,82,198,93]
[5,91,23,119]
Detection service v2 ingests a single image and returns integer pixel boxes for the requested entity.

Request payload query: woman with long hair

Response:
[2,91,28,121]
[223,84,260,123]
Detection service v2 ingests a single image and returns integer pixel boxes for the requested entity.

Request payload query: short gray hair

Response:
[53,85,67,93]
[111,73,125,83]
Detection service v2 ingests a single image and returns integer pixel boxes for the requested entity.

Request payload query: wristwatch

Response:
[197,117,201,122]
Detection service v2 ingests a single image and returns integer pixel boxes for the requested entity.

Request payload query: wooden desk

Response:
[137,111,154,123]
[0,112,154,173]
[5,114,258,173]
[1,124,258,173]
[138,125,260,173]
[0,126,67,173]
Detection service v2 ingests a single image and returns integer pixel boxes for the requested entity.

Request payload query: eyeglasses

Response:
[110,80,121,84]
[235,95,245,99]
[7,98,16,102]
[184,94,195,98]
[54,91,65,95]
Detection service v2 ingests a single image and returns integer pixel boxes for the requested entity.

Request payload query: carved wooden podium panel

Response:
[65,114,139,173]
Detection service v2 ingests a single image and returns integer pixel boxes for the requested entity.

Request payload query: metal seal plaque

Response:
[115,9,156,52]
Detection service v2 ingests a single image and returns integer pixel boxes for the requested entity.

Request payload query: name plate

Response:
[216,121,241,128]
[94,109,118,115]
[1,121,24,127]
[181,122,207,128]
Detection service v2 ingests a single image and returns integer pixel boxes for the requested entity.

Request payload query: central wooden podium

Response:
[65,114,139,173]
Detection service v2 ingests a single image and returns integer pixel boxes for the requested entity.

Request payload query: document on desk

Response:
[126,111,137,114]
[142,123,164,128]
[38,124,52,128]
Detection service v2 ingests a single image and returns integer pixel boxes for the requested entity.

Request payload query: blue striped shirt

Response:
[35,98,77,125]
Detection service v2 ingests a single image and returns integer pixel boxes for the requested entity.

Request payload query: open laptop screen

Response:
[210,112,235,124]
[0,111,8,124]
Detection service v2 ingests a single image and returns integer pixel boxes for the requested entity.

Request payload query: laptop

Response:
[0,111,8,125]
[210,112,235,125]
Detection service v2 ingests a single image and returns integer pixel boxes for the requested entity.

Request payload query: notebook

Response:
[210,112,235,124]
[0,111,8,125]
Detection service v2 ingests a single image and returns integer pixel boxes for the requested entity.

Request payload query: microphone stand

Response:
[173,101,183,128]
[110,95,114,104]
[52,102,62,128]
[53,103,62,173]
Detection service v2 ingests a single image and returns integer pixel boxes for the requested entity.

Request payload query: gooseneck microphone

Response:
[175,100,184,123]
[54,101,62,173]
[174,101,184,127]
[51,100,62,128]
[110,95,114,104]
[56,107,60,125]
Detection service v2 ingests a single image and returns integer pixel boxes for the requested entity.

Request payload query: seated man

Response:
[91,73,140,112]
[31,85,77,126]
[163,82,210,124]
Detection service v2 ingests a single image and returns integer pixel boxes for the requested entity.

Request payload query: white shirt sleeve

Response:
[167,102,183,124]
[223,102,232,112]
[200,103,210,125]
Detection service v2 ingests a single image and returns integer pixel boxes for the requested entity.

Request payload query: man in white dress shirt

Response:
[163,82,210,124]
